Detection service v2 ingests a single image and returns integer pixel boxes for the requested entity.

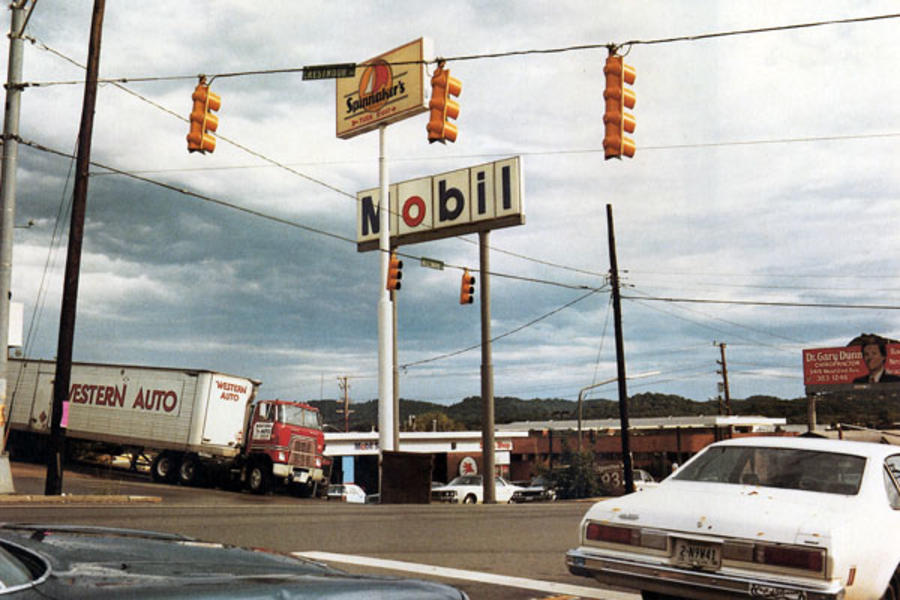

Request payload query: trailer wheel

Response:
[178,456,200,486]
[247,462,271,495]
[151,452,179,483]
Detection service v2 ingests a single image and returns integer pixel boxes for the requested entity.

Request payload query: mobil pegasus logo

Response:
[346,59,406,115]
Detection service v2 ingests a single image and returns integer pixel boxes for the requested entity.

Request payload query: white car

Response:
[326,483,366,504]
[431,475,523,504]
[567,436,900,599]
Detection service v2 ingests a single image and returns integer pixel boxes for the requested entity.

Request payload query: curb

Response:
[0,494,162,505]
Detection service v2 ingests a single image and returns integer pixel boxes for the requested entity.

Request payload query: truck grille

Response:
[289,436,316,468]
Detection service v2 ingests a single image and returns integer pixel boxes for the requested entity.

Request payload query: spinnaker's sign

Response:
[336,38,431,139]
[803,343,900,390]
[356,156,524,251]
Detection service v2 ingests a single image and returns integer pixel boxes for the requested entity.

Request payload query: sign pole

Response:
[479,230,496,503]
[377,124,394,461]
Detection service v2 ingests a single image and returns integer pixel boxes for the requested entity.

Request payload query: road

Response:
[4,461,639,600]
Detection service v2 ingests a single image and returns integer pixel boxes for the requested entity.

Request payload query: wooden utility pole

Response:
[717,342,732,415]
[336,376,353,432]
[607,204,634,495]
[45,0,105,495]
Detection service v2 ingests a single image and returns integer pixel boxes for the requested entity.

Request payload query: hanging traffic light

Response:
[386,252,403,291]
[187,78,221,154]
[602,53,635,160]
[426,63,461,144]
[459,269,475,304]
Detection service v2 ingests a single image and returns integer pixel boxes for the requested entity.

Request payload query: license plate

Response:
[673,539,722,570]
[293,472,309,483]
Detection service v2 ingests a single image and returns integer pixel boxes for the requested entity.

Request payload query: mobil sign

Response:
[356,156,524,251]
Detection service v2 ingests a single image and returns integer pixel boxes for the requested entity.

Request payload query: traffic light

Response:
[602,53,635,160]
[386,252,403,291]
[426,64,461,143]
[459,269,475,304]
[187,79,221,154]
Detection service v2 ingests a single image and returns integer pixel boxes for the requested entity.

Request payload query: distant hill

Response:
[311,389,900,432]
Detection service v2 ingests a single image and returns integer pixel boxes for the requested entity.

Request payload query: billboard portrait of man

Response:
[853,336,900,384]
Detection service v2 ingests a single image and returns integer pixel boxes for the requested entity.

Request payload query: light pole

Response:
[576,371,660,454]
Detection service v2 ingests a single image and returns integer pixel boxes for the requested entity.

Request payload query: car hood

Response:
[582,481,855,545]
[2,524,466,599]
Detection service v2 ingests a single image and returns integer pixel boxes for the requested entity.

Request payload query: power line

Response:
[625,293,900,311]
[21,13,900,87]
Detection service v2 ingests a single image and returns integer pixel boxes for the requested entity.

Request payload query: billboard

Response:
[356,156,524,251]
[336,38,431,139]
[804,335,900,391]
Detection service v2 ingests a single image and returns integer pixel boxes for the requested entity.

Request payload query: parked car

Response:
[0,523,468,598]
[567,436,900,599]
[431,474,523,504]
[325,483,366,504]
[632,468,658,491]
[510,475,557,503]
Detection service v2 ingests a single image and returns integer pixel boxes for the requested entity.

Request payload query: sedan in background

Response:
[510,475,557,503]
[325,483,366,504]
[431,475,523,504]
[567,437,900,599]
[0,523,468,598]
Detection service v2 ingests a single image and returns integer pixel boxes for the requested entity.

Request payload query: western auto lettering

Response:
[68,382,178,413]
[356,157,524,249]
[68,383,126,407]
[215,378,248,402]
[132,388,178,413]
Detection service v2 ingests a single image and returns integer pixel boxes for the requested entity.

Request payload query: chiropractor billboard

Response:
[804,334,900,392]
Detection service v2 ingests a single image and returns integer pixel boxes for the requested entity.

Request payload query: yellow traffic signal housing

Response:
[459,269,475,304]
[187,81,221,154]
[602,54,635,160]
[426,66,461,144]
[386,253,403,291]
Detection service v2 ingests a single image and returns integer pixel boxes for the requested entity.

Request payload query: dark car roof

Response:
[0,524,465,599]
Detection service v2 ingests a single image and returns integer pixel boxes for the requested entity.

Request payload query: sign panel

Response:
[356,156,525,251]
[804,341,900,391]
[304,63,356,81]
[336,38,431,139]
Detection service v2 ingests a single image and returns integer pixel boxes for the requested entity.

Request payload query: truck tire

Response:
[247,462,271,495]
[178,456,200,486]
[151,452,179,483]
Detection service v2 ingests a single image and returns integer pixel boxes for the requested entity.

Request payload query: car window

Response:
[884,456,900,509]
[674,445,865,494]
[0,544,36,588]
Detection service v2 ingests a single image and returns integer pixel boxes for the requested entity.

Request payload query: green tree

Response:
[406,411,465,432]
[552,446,600,500]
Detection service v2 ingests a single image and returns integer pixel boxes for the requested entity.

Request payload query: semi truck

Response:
[5,358,326,495]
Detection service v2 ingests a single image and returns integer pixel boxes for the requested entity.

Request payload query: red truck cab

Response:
[243,399,326,495]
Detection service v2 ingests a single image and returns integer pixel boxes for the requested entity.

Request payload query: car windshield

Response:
[279,405,322,429]
[447,475,481,486]
[0,543,37,589]
[673,445,866,495]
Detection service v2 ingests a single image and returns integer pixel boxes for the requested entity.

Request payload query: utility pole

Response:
[45,0,105,495]
[479,230,496,504]
[336,376,353,432]
[0,0,30,495]
[606,204,634,495]
[716,342,731,415]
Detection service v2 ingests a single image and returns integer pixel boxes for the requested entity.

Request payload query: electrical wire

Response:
[20,13,900,87]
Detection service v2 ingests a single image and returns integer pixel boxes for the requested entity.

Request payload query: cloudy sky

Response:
[4,1,899,411]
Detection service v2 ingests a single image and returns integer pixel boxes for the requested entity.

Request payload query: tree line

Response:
[311,389,900,432]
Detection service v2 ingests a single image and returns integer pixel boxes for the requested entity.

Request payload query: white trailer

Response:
[6,358,258,479]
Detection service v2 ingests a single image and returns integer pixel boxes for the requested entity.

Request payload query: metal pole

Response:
[392,286,399,448]
[376,125,393,493]
[479,230,495,503]
[45,0,105,495]
[606,204,634,495]
[0,0,27,494]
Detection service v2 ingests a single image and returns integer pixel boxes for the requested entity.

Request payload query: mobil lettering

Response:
[356,156,524,249]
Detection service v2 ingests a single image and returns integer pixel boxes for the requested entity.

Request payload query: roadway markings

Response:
[293,551,639,600]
